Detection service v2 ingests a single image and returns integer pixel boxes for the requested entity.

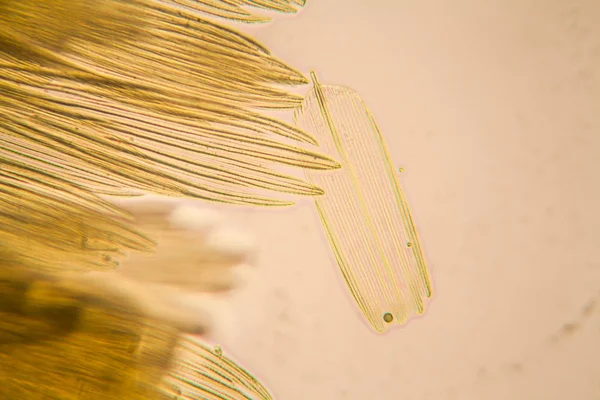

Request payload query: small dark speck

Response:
[508,363,523,373]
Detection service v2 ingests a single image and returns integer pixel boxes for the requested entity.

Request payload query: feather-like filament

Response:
[0,1,315,397]
[0,0,337,270]
[163,337,275,400]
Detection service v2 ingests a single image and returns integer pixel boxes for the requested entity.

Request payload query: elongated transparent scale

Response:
[293,72,433,333]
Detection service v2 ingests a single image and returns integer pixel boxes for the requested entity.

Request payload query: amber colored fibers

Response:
[0,0,308,397]
[0,246,180,399]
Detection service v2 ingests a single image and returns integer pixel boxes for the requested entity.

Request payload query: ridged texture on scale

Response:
[294,72,433,333]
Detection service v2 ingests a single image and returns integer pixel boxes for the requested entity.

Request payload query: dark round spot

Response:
[383,313,394,323]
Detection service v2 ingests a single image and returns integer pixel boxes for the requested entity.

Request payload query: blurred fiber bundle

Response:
[0,0,319,398]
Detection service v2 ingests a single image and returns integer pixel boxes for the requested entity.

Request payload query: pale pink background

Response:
[200,1,599,399]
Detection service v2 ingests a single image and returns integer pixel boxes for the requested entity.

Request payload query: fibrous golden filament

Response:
[0,197,265,398]
[163,337,275,400]
[0,2,312,396]
[0,252,178,400]
[0,0,334,271]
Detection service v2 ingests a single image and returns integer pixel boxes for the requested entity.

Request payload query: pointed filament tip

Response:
[310,71,320,86]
